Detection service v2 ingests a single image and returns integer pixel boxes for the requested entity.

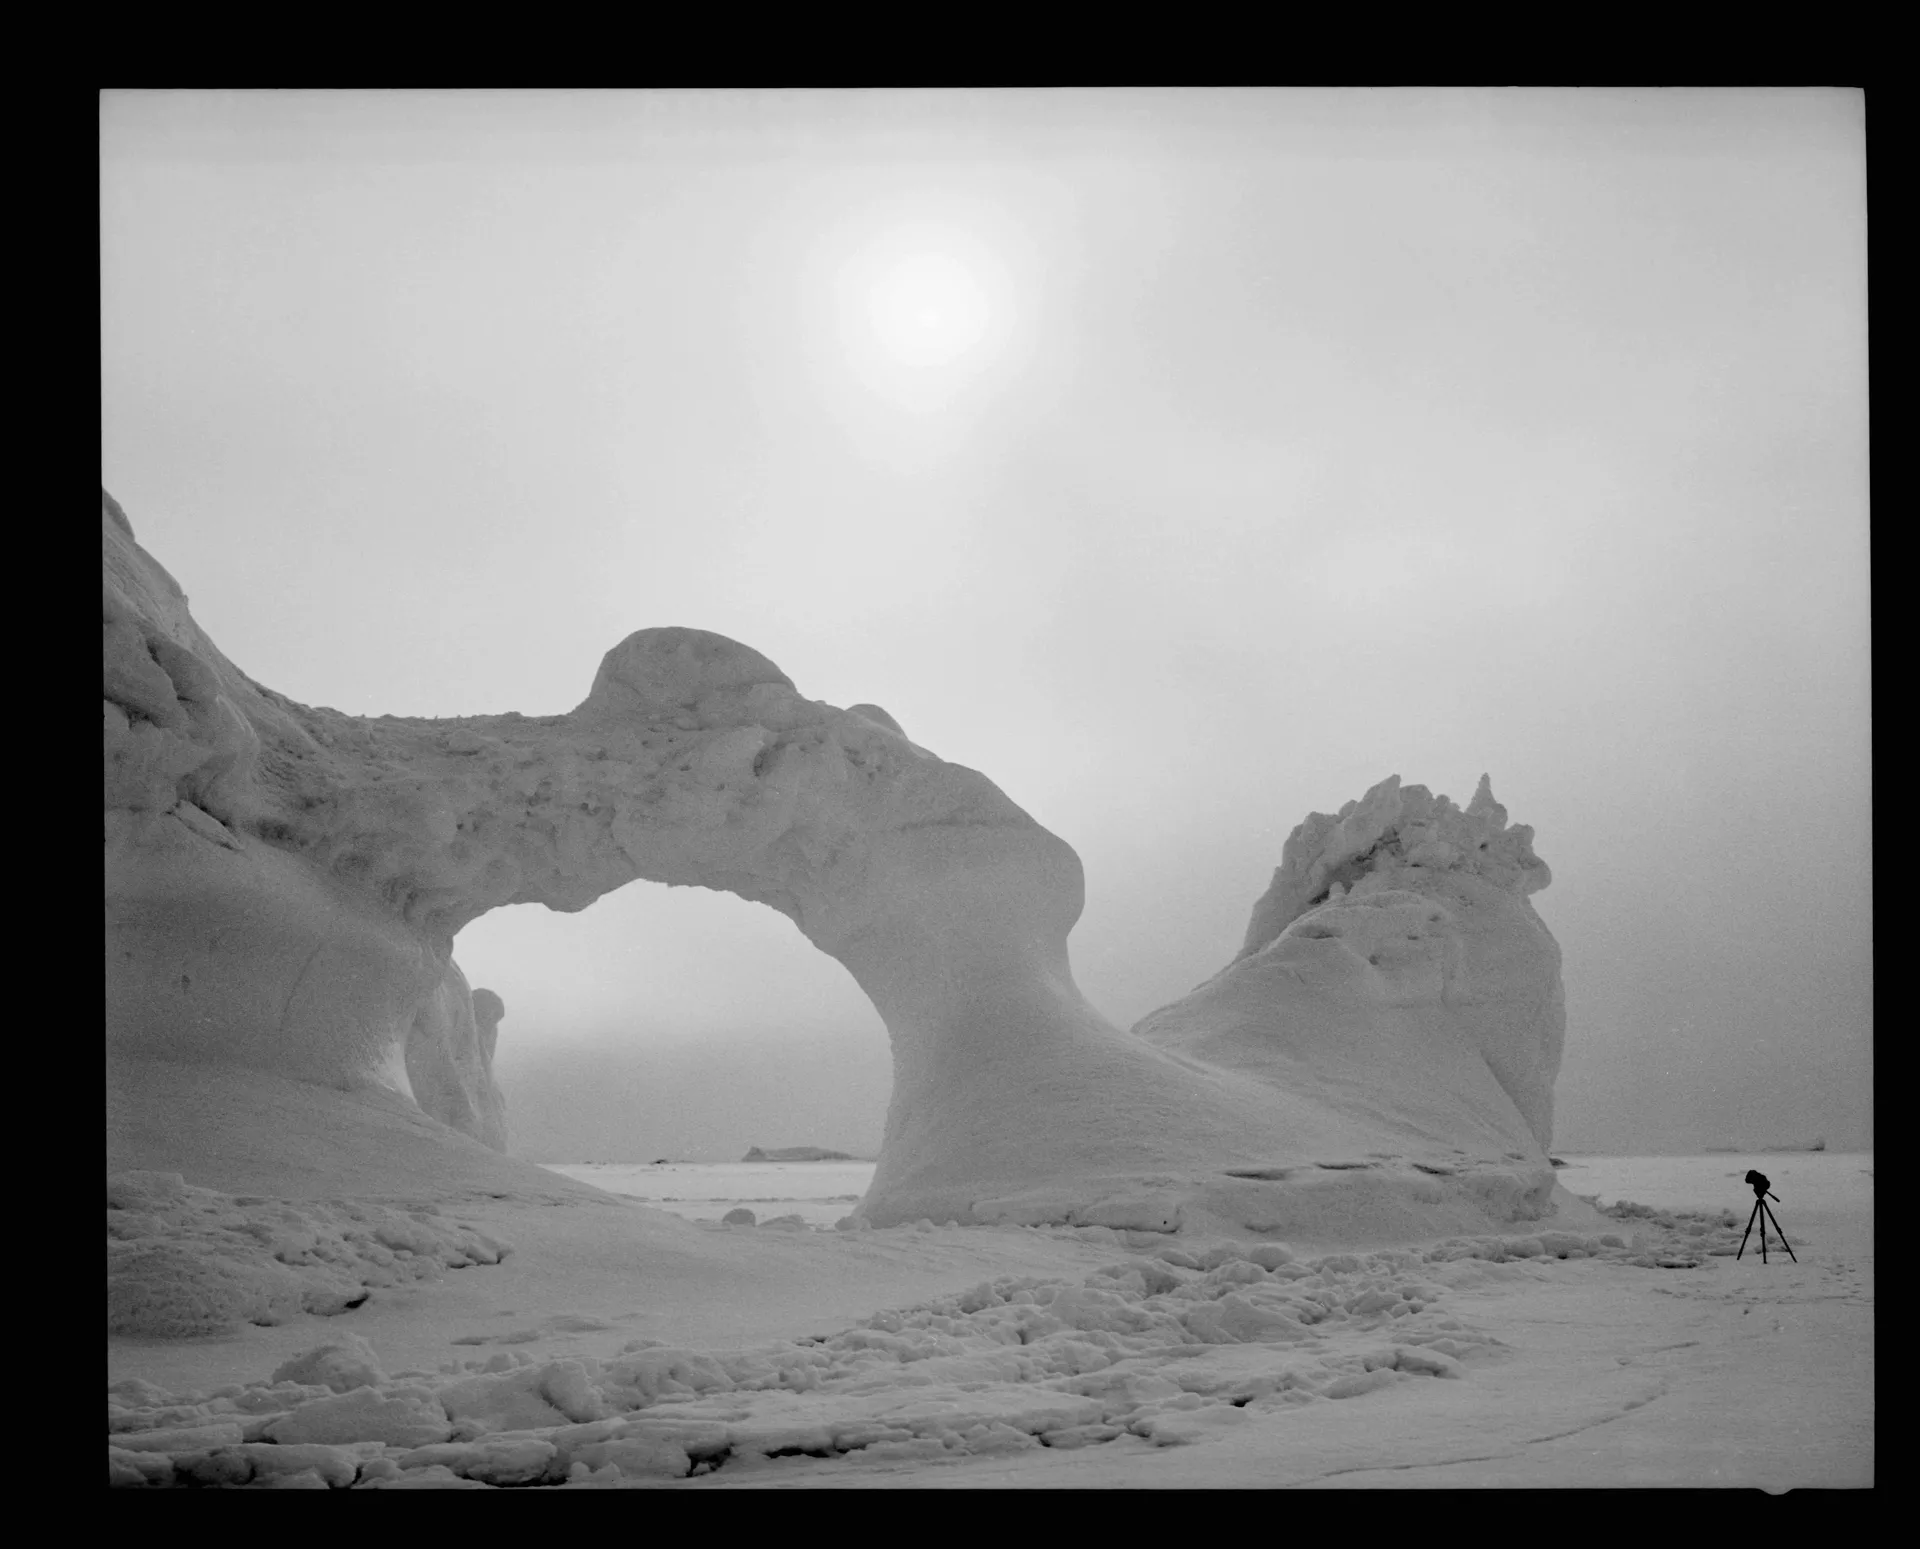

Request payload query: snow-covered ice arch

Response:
[105,492,1568,1236]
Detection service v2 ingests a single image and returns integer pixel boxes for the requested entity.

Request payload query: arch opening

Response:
[452,884,889,1164]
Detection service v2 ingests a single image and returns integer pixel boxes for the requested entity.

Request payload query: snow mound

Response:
[107,1172,510,1338]
[270,1334,388,1393]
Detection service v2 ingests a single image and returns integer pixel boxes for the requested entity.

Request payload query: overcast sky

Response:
[101,89,1870,1158]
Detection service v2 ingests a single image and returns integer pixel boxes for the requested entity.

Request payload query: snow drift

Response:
[104,489,1572,1241]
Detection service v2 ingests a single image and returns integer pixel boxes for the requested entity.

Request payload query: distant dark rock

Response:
[1549,1156,1568,1168]
[741,1146,858,1162]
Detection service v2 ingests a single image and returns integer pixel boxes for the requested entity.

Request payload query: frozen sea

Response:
[539,1159,877,1225]
[538,1151,1870,1229]
[1551,1151,1870,1217]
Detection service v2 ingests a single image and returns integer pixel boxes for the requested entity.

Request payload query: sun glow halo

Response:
[828,220,1023,407]
[866,249,996,369]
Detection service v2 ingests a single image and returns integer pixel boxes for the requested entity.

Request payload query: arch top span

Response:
[107,483,1058,952]
[287,620,1057,951]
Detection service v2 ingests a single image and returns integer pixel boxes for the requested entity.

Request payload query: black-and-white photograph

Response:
[104,88,1870,1490]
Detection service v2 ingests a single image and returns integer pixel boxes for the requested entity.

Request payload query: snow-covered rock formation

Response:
[105,490,1572,1237]
[1139,775,1564,1155]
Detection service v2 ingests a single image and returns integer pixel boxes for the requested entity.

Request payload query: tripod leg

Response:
[1737,1199,1760,1260]
[1759,1207,1768,1262]
[1763,1202,1797,1262]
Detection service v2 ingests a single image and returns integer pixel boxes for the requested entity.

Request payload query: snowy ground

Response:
[108,1153,1871,1490]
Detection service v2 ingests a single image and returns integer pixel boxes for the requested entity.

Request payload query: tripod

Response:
[1736,1170,1796,1263]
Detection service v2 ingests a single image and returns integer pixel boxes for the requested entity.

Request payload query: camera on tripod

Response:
[1738,1170,1795,1263]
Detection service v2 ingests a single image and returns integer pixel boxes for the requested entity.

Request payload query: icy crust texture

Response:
[107,1172,510,1339]
[107,1225,1689,1488]
[1238,773,1551,962]
[105,490,1570,1236]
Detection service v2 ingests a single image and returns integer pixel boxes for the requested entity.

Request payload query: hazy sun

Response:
[865,248,997,369]
[822,217,1022,408]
